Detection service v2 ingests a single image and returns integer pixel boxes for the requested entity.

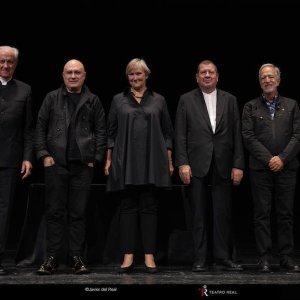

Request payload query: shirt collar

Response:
[202,89,217,97]
[123,87,153,97]
[0,77,12,85]
[262,93,278,104]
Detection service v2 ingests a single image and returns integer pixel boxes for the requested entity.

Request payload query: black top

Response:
[106,89,173,191]
[66,92,81,161]
[242,95,300,170]
[35,85,106,166]
[0,79,33,167]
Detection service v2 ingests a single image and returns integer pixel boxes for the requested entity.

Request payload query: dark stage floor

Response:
[1,261,300,285]
[1,256,300,299]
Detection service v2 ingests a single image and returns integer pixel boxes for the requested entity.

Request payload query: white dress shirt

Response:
[202,89,217,133]
[0,77,10,85]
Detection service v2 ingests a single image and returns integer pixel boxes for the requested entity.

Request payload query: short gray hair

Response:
[0,46,19,60]
[259,63,280,79]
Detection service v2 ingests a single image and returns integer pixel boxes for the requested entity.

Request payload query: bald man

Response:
[35,59,106,275]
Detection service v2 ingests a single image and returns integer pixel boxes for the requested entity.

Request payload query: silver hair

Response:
[0,46,19,60]
[259,63,281,79]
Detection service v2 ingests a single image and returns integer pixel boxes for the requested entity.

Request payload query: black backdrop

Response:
[2,0,300,257]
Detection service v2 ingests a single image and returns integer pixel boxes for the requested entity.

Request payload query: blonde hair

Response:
[125,58,151,76]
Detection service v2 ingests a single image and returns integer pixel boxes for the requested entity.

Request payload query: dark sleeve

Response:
[94,97,107,163]
[161,98,174,149]
[279,101,300,163]
[242,102,273,165]
[232,97,245,169]
[23,86,34,163]
[106,97,118,149]
[35,94,52,161]
[175,96,189,167]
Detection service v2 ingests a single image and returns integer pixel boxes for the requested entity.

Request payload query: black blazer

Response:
[242,95,300,170]
[175,88,244,179]
[0,79,33,167]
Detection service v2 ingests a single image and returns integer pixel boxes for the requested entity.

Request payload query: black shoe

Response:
[144,263,159,274]
[218,259,243,271]
[257,258,270,273]
[280,257,300,273]
[117,263,134,274]
[0,264,8,275]
[192,261,208,272]
[73,256,89,275]
[37,256,57,275]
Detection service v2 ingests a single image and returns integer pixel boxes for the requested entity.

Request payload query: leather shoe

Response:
[192,262,208,272]
[218,259,243,271]
[117,263,134,274]
[144,263,158,274]
[37,256,57,275]
[0,264,8,275]
[257,258,270,273]
[73,256,89,275]
[280,257,300,273]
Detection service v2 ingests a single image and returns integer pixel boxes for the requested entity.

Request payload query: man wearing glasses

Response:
[35,59,106,275]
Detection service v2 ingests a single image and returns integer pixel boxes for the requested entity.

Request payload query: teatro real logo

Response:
[198,285,238,297]
[199,285,209,297]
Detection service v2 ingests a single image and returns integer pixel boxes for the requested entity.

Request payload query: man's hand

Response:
[43,156,55,167]
[104,159,111,176]
[231,168,243,185]
[21,160,32,179]
[169,161,174,175]
[179,165,192,185]
[268,156,284,172]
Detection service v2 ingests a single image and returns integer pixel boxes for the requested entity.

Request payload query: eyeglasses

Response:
[0,59,16,66]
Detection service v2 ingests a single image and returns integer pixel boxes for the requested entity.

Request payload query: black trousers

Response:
[119,186,158,255]
[250,169,297,259]
[44,162,93,258]
[189,162,232,263]
[0,168,18,260]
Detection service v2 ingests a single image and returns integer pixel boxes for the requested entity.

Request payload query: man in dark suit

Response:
[242,63,300,273]
[35,59,106,275]
[175,60,244,271]
[0,46,33,275]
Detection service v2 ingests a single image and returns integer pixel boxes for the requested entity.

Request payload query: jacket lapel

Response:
[74,93,88,118]
[63,86,89,128]
[195,89,213,132]
[73,86,90,122]
[65,99,71,128]
[215,89,225,133]
[258,96,273,120]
